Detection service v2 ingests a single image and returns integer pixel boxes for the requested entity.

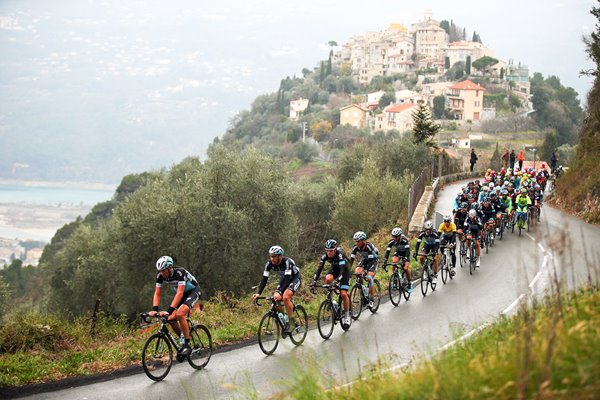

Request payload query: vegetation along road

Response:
[17,179,598,400]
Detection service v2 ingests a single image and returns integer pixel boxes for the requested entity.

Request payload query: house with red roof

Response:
[375,103,417,133]
[447,79,485,121]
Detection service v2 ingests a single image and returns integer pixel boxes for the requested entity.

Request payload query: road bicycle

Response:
[382,259,411,306]
[529,204,539,228]
[140,312,212,381]
[254,296,308,355]
[465,231,478,275]
[349,271,381,320]
[315,282,350,339]
[513,208,528,236]
[417,252,437,296]
[439,244,456,284]
[498,212,507,240]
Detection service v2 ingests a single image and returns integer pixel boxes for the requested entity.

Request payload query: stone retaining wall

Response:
[408,171,480,236]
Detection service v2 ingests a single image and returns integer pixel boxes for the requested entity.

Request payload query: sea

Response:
[0,182,115,243]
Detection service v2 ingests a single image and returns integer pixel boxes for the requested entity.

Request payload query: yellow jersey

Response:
[438,222,457,235]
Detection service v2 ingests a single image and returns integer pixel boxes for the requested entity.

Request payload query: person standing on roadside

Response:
[518,149,525,170]
[502,149,509,168]
[470,148,478,172]
[550,151,558,175]
[509,149,516,169]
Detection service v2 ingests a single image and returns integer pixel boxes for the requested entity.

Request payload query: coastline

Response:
[0,179,117,191]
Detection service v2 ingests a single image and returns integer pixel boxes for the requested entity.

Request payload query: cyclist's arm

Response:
[167,284,185,314]
[312,257,326,282]
[152,286,161,312]
[256,263,270,295]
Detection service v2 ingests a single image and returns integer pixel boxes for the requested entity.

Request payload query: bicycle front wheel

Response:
[142,333,173,381]
[421,264,430,296]
[460,242,467,268]
[368,279,381,313]
[290,305,308,346]
[469,245,476,275]
[440,255,449,284]
[317,300,335,339]
[389,272,402,306]
[349,284,363,320]
[188,324,212,370]
[258,313,280,356]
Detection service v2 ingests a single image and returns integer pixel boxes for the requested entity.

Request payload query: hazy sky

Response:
[0,0,596,182]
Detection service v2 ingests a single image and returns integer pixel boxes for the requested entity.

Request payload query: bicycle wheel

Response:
[485,234,489,254]
[460,241,467,268]
[141,333,173,381]
[430,266,437,291]
[368,279,381,313]
[317,300,335,339]
[389,272,402,306]
[257,312,280,355]
[402,270,412,300]
[420,263,430,296]
[290,305,308,346]
[187,324,212,370]
[349,284,363,320]
[469,245,476,275]
[440,254,448,284]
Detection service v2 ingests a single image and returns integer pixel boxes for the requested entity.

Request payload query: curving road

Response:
[18,180,600,400]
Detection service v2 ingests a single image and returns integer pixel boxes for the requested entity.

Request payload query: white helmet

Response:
[391,227,403,236]
[468,209,477,218]
[156,256,174,271]
[353,231,367,241]
[269,245,284,256]
[424,220,434,230]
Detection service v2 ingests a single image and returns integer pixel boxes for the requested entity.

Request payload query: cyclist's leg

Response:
[339,266,351,312]
[324,273,335,285]
[282,275,301,319]
[366,264,377,297]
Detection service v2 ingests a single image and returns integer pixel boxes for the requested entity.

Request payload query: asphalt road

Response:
[17,179,600,400]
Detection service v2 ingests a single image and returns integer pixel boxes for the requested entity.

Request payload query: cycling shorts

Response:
[422,244,437,255]
[326,265,350,290]
[176,287,201,310]
[358,260,379,274]
[278,275,301,294]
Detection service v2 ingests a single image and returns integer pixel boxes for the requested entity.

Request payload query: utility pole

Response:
[302,122,307,142]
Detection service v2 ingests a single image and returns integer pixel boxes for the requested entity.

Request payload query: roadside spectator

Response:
[550,151,558,175]
[518,149,525,170]
[470,148,478,172]
[502,149,509,168]
[509,149,516,169]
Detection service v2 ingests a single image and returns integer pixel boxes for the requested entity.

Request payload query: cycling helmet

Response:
[472,202,479,209]
[353,231,367,241]
[489,218,495,223]
[324,239,337,250]
[534,184,541,190]
[391,227,403,237]
[461,202,468,209]
[424,220,434,230]
[515,189,521,194]
[501,189,508,195]
[468,209,477,218]
[443,214,452,222]
[156,255,174,271]
[269,245,284,256]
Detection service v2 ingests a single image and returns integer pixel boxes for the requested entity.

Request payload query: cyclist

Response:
[454,202,469,241]
[514,189,532,230]
[414,220,440,283]
[149,255,201,357]
[464,209,483,268]
[311,239,352,329]
[252,246,301,334]
[381,227,413,293]
[437,215,457,273]
[480,198,497,240]
[349,231,379,308]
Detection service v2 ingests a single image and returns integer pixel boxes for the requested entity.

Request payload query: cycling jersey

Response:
[454,210,468,228]
[257,256,301,295]
[313,247,351,289]
[464,216,483,237]
[415,230,440,255]
[438,222,457,237]
[156,266,199,294]
[350,242,379,271]
[515,194,532,212]
[382,235,411,261]
[480,203,496,221]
